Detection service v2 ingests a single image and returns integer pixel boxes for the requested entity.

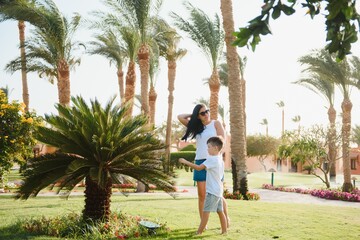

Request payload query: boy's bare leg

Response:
[217,211,227,234]
[197,211,210,235]
[222,197,230,228]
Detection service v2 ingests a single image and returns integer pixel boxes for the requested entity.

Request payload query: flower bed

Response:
[262,184,360,202]
[223,189,260,201]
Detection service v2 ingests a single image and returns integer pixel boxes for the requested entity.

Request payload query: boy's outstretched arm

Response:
[179,158,206,171]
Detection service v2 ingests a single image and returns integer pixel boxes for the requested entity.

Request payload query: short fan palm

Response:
[16,96,175,222]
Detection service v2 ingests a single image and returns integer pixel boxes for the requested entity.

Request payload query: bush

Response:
[180,144,196,151]
[170,151,195,171]
[223,189,260,201]
[0,89,42,183]
[22,212,169,239]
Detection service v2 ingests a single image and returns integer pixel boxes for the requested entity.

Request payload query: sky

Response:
[1,0,360,138]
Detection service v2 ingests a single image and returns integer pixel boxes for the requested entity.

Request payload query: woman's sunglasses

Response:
[199,109,210,116]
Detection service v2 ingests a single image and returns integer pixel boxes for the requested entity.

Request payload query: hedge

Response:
[170,151,195,172]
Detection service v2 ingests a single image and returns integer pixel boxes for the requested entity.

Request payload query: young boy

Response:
[179,136,227,235]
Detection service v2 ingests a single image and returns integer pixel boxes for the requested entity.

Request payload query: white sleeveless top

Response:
[195,120,217,159]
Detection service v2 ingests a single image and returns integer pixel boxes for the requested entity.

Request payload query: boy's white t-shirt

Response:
[203,154,224,197]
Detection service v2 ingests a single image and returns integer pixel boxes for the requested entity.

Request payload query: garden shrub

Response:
[223,189,260,201]
[22,212,169,239]
[179,144,196,152]
[170,151,195,171]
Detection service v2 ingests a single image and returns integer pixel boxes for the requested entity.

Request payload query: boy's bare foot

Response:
[221,231,228,235]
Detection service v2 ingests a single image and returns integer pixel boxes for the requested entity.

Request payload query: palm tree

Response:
[90,1,140,116]
[88,30,127,104]
[148,41,160,125]
[294,60,337,181]
[18,20,29,112]
[16,96,175,222]
[219,0,247,196]
[171,2,224,120]
[260,118,268,136]
[0,0,83,106]
[0,2,29,111]
[297,49,360,192]
[218,54,247,87]
[218,53,247,132]
[276,101,285,137]
[154,19,186,172]
[117,0,163,118]
[121,27,140,116]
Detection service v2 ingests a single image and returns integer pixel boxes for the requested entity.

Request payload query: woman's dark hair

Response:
[181,104,206,141]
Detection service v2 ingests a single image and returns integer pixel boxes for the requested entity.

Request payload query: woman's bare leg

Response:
[196,181,206,220]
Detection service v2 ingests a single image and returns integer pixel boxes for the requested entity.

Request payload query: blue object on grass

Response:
[139,220,160,235]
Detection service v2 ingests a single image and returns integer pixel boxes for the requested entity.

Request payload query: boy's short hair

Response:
[207,136,224,150]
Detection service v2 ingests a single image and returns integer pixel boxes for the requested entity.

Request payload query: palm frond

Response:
[171,2,224,68]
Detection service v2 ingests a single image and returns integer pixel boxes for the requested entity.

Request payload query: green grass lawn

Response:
[1,169,360,239]
[0,195,359,239]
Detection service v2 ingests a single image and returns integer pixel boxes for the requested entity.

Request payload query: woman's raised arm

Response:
[177,113,192,127]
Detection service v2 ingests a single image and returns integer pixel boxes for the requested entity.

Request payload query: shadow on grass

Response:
[0,225,206,240]
[148,228,221,240]
[0,224,60,240]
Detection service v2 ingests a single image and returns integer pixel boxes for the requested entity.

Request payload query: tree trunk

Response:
[124,61,136,116]
[117,66,124,105]
[165,60,176,172]
[220,0,248,196]
[83,176,112,222]
[328,105,337,182]
[148,85,157,124]
[208,68,220,120]
[138,44,150,118]
[18,21,29,112]
[341,99,353,192]
[241,77,246,136]
[57,59,70,106]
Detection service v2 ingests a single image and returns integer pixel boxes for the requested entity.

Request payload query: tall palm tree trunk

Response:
[165,60,176,172]
[83,176,112,222]
[209,68,220,120]
[138,44,150,117]
[57,59,71,106]
[241,77,246,136]
[124,61,136,116]
[220,0,248,196]
[328,106,337,182]
[117,66,125,105]
[148,85,157,124]
[341,99,353,192]
[18,20,29,112]
[137,43,150,193]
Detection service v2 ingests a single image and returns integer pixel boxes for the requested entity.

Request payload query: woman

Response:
[178,103,229,228]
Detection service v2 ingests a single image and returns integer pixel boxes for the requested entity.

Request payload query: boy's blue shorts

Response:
[193,159,206,181]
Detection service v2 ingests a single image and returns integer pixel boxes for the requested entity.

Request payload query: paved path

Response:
[175,186,360,208]
[1,186,359,208]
